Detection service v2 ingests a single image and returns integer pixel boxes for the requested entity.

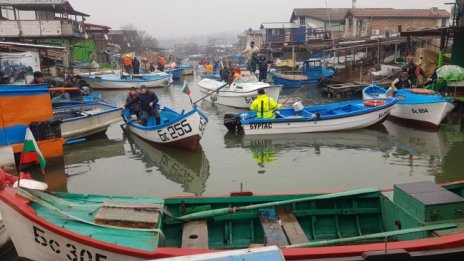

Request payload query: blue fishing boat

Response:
[363,84,454,128]
[122,106,208,151]
[272,58,335,88]
[165,68,184,80]
[201,71,222,81]
[224,98,396,135]
[179,64,194,75]
[81,72,171,89]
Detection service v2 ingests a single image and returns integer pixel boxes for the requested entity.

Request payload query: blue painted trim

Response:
[54,102,121,123]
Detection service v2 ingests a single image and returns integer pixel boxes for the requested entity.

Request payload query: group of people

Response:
[123,54,168,75]
[123,86,161,126]
[388,56,435,95]
[242,41,272,82]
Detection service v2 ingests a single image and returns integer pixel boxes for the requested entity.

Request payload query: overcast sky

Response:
[72,0,450,39]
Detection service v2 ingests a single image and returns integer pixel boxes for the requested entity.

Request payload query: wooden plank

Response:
[182,220,209,249]
[95,201,161,229]
[258,209,289,247]
[276,207,309,245]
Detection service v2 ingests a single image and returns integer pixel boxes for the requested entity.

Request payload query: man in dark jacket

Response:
[256,55,271,82]
[123,86,160,126]
[132,57,141,74]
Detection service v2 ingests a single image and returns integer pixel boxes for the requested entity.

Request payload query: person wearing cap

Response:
[123,53,133,74]
[388,72,412,96]
[402,55,426,87]
[256,55,271,82]
[123,86,160,126]
[250,88,282,119]
[30,71,46,84]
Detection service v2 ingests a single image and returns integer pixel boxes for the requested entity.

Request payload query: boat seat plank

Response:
[276,207,309,245]
[182,220,209,249]
[95,201,161,229]
[259,209,289,247]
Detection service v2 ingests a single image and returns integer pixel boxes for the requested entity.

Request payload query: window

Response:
[300,17,305,26]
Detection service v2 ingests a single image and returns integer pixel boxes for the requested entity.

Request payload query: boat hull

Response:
[125,109,208,151]
[82,75,170,90]
[242,105,392,135]
[389,102,455,129]
[199,85,282,108]
[55,103,122,141]
[0,213,10,250]
[182,67,194,75]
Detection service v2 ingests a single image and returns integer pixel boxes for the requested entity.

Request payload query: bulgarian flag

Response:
[20,128,46,174]
[182,81,191,95]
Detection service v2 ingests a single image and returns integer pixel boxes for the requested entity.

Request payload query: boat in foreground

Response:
[53,101,121,141]
[224,98,396,135]
[2,168,464,260]
[363,84,454,128]
[198,72,282,108]
[272,58,335,88]
[81,73,171,89]
[122,106,208,151]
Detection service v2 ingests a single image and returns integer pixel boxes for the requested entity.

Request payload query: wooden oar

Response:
[285,223,457,248]
[178,188,379,221]
[193,83,229,105]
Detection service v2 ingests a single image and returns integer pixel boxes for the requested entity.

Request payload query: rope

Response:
[16,188,167,243]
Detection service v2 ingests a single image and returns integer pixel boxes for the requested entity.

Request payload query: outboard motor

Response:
[223,113,241,132]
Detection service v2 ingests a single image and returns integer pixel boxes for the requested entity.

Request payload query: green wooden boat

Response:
[2,174,464,260]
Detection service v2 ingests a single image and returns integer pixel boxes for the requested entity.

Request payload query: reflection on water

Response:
[57,80,464,197]
[124,129,210,195]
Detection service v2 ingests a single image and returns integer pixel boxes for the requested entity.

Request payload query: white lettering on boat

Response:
[250,122,272,130]
[411,108,429,114]
[33,225,108,260]
[158,119,192,141]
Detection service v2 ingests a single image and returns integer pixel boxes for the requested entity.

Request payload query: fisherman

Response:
[402,55,427,88]
[30,71,46,84]
[158,55,166,72]
[250,88,282,119]
[149,62,156,72]
[387,72,411,96]
[205,61,213,74]
[256,55,270,82]
[125,87,141,116]
[123,86,160,126]
[221,66,231,83]
[123,53,133,74]
[132,56,141,75]
[242,41,259,73]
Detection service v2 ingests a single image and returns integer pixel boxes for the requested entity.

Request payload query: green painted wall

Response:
[73,40,97,62]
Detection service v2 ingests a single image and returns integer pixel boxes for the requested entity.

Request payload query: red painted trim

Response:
[166,134,201,151]
[3,181,464,259]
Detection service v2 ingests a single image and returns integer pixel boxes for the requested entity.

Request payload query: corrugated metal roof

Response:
[0,0,89,16]
[260,22,299,29]
[0,41,65,49]
[349,8,450,18]
[291,8,350,22]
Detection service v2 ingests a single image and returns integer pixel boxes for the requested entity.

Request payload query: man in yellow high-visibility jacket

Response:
[250,88,282,119]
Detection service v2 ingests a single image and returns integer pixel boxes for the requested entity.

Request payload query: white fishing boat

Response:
[363,84,454,128]
[224,99,397,135]
[81,72,171,89]
[122,106,208,151]
[198,72,282,108]
[53,102,121,141]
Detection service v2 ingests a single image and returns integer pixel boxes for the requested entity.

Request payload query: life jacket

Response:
[123,57,132,66]
[159,57,166,66]
[250,94,281,119]
[205,64,213,74]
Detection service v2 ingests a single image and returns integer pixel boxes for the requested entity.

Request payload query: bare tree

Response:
[121,24,159,54]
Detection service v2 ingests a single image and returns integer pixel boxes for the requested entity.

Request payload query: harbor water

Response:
[44,76,464,196]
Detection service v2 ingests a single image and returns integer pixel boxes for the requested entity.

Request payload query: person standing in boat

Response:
[123,86,161,126]
[205,62,213,74]
[250,88,282,119]
[123,53,133,75]
[158,55,166,72]
[256,55,271,82]
[402,55,426,87]
[242,41,259,73]
[387,72,412,96]
[132,57,141,75]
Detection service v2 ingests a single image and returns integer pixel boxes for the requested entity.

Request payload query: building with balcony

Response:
[260,22,305,47]
[290,8,349,40]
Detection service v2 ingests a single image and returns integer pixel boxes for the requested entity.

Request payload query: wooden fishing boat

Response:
[165,68,184,80]
[224,98,396,135]
[198,72,282,108]
[81,73,171,89]
[2,169,464,260]
[272,59,335,88]
[122,106,208,151]
[363,84,454,128]
[53,101,121,141]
